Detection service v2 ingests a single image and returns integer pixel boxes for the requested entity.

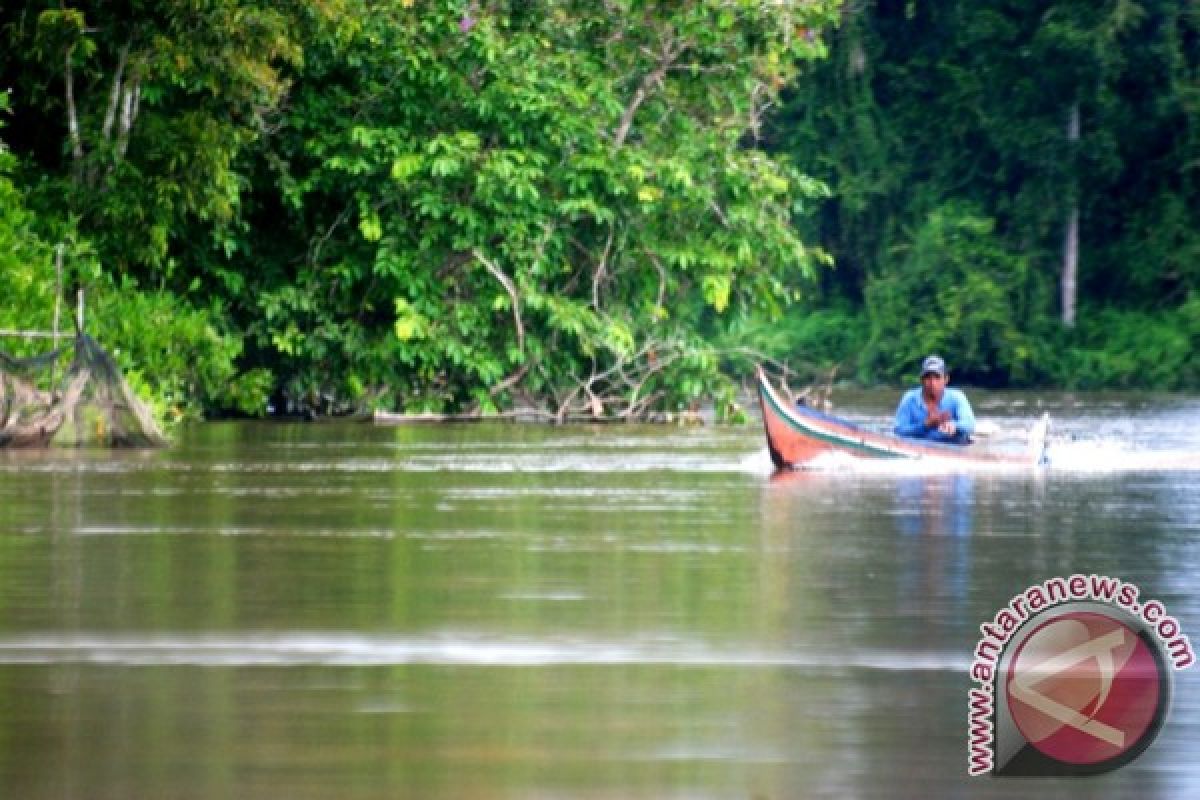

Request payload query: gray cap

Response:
[921,355,947,377]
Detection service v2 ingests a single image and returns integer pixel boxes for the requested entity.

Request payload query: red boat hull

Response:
[756,367,1042,469]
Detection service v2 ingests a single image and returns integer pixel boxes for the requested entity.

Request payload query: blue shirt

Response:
[894,387,976,443]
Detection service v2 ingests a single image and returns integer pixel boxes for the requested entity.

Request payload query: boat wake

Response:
[1042,440,1200,472]
[789,451,1037,475]
[776,437,1200,475]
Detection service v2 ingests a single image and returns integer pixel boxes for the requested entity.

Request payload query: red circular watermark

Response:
[1005,611,1165,767]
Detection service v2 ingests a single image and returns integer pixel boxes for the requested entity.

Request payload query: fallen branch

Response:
[487,363,531,398]
[374,407,558,424]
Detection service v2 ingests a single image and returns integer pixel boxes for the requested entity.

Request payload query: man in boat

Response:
[893,355,976,444]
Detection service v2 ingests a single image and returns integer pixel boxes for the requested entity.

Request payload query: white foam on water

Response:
[355,700,420,714]
[1043,440,1200,472]
[444,487,711,500]
[641,744,795,764]
[794,450,1039,476]
[72,526,395,539]
[498,591,588,602]
[0,632,968,671]
[781,437,1199,476]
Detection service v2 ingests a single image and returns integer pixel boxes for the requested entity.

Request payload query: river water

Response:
[1,390,1198,799]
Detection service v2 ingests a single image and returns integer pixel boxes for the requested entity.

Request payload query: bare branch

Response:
[435,250,474,280]
[554,383,580,424]
[708,200,730,228]
[488,363,530,398]
[747,81,776,142]
[591,224,615,310]
[473,248,525,354]
[612,34,681,150]
[613,67,667,149]
[309,203,354,267]
[647,253,667,310]
[665,62,739,75]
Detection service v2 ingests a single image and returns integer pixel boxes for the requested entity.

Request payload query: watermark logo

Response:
[967,575,1193,777]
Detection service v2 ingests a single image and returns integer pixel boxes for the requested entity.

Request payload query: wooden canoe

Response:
[756,366,1047,469]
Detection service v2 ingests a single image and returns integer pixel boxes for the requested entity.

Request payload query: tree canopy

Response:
[1,0,1196,424]
[2,0,840,418]
[774,0,1199,388]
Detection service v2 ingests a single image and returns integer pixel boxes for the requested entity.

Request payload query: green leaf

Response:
[358,210,382,242]
[702,274,732,313]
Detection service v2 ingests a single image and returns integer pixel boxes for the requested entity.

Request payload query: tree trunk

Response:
[64,45,84,184]
[1061,102,1080,328]
[1061,206,1078,328]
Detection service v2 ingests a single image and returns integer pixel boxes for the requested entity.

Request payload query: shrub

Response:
[861,203,1045,386]
[1047,302,1199,390]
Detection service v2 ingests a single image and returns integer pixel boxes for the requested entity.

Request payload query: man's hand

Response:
[938,419,957,436]
[925,410,951,428]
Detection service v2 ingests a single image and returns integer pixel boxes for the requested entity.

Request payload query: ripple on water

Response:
[0,633,970,671]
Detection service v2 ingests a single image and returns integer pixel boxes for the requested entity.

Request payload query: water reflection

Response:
[895,474,974,537]
[894,474,973,626]
[0,416,1197,798]
[759,460,1194,797]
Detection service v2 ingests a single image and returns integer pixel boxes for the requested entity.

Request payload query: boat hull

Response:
[756,367,1040,469]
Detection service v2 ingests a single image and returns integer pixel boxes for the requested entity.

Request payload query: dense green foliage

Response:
[1,1,1197,426]
[862,203,1045,385]
[1,1,318,415]
[2,1,839,418]
[775,0,1199,388]
[0,91,54,351]
[235,1,837,415]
